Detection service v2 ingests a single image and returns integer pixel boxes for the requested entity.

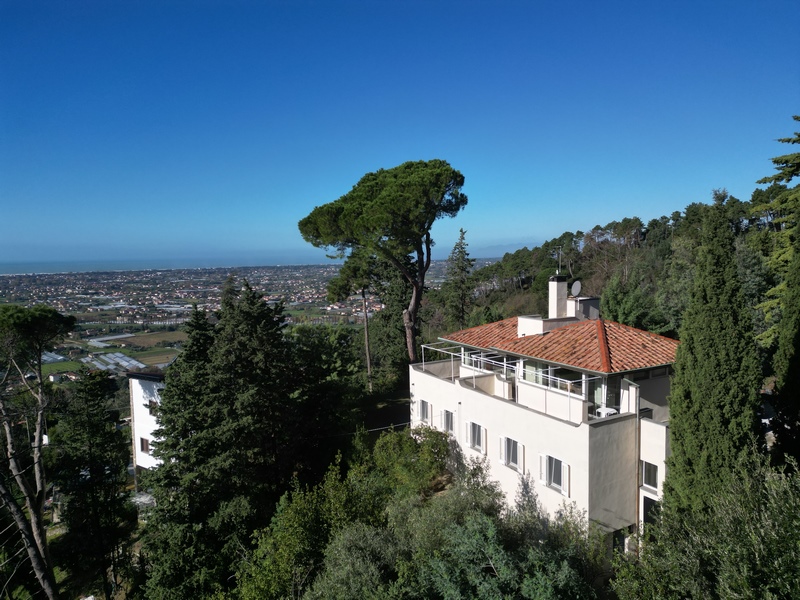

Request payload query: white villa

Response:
[127,371,164,489]
[409,274,678,543]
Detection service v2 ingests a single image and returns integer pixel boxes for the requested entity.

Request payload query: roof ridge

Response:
[601,319,680,343]
[596,319,611,373]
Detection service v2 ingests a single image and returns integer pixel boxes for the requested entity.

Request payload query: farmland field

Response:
[131,347,179,365]
[123,330,188,348]
[42,361,83,376]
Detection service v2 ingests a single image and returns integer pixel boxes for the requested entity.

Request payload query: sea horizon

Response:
[0,258,341,276]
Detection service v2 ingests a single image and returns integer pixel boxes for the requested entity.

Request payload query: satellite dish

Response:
[571,280,582,297]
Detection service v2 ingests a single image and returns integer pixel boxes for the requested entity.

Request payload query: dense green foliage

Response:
[143,281,362,598]
[665,201,762,513]
[50,371,136,600]
[235,428,608,600]
[613,454,800,600]
[299,159,468,362]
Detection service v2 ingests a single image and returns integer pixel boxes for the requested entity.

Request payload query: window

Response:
[466,422,485,454]
[523,360,547,385]
[500,437,524,471]
[548,456,562,488]
[643,497,660,528]
[419,400,430,423]
[147,399,158,416]
[140,438,150,454]
[642,461,658,489]
[443,410,454,434]
[539,454,570,497]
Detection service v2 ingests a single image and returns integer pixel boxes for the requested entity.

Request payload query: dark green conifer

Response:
[772,216,800,463]
[145,285,294,598]
[52,371,134,600]
[443,228,475,331]
[666,202,762,513]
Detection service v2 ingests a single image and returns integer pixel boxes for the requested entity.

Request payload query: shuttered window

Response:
[500,437,524,472]
[539,454,570,497]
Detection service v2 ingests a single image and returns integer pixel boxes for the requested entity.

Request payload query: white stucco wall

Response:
[639,417,669,496]
[129,376,163,471]
[410,360,672,533]
[412,363,603,521]
[588,415,638,530]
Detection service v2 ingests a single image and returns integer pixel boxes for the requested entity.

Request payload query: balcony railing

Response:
[419,343,517,385]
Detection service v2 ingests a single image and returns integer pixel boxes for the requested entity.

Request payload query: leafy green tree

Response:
[302,522,398,600]
[237,475,334,600]
[236,427,608,600]
[0,305,75,600]
[666,201,762,513]
[601,270,660,332]
[299,159,468,363]
[50,371,135,600]
[442,228,476,331]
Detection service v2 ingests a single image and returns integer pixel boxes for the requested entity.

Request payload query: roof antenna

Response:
[556,246,562,275]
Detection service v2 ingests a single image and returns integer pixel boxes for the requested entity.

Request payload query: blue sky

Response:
[1,0,798,268]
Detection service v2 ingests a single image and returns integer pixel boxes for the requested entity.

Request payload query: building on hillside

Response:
[127,371,164,489]
[409,274,678,545]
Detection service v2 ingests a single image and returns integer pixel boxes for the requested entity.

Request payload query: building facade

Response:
[127,372,164,488]
[409,275,677,539]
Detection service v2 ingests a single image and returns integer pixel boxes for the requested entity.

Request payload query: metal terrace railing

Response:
[419,342,464,381]
[418,342,518,388]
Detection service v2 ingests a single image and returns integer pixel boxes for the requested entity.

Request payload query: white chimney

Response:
[549,275,568,319]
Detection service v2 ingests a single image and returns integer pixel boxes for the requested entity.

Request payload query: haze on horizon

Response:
[1,0,798,271]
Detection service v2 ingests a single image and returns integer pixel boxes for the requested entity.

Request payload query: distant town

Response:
[0,259,497,377]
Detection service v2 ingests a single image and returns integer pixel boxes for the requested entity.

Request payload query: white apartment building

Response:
[409,275,677,541]
[128,372,164,488]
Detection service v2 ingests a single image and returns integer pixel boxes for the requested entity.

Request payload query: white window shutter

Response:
[520,444,525,473]
[539,454,546,484]
[465,422,471,446]
[499,437,506,465]
[429,403,433,425]
[482,427,488,455]
[561,463,570,497]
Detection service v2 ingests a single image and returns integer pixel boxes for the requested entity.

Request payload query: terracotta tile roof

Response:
[443,317,520,350]
[442,318,678,374]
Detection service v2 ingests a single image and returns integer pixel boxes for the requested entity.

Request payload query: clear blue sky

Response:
[1,0,798,268]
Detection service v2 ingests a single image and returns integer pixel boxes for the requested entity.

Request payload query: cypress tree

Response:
[443,228,475,331]
[772,216,800,463]
[666,201,762,513]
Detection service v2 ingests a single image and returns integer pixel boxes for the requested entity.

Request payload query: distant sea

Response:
[0,258,323,276]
